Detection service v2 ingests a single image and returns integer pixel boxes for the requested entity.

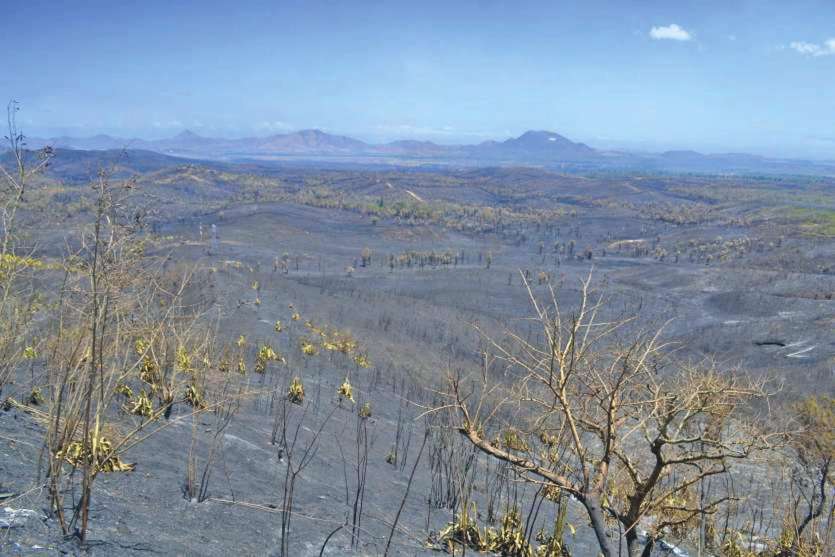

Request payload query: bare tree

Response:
[40,160,220,543]
[0,101,52,395]
[777,395,834,556]
[275,397,335,557]
[447,272,780,557]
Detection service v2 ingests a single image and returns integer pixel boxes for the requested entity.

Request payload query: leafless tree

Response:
[0,101,52,395]
[275,397,335,557]
[447,272,781,557]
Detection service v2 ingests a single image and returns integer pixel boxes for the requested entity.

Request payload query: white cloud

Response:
[789,39,835,57]
[649,24,692,41]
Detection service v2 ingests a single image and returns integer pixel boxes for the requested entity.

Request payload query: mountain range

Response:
[27,129,835,176]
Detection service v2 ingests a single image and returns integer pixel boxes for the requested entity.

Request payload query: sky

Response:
[3,0,835,158]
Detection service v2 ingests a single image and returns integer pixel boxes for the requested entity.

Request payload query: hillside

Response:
[2,148,834,557]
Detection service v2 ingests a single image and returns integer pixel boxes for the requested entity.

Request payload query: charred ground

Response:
[1,151,833,556]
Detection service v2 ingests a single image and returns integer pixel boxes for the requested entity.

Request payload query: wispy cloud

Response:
[789,39,835,57]
[649,24,692,42]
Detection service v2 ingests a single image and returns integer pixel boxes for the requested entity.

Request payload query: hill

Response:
[25,129,835,176]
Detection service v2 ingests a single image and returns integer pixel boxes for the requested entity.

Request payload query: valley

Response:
[2,147,833,555]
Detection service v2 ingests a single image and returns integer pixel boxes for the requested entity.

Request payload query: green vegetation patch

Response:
[782,207,835,237]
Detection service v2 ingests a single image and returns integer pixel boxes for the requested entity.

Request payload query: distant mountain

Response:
[252,129,369,154]
[648,150,820,174]
[467,130,598,162]
[30,129,600,161]
[378,139,451,157]
[43,134,127,151]
[658,150,764,167]
[26,129,835,176]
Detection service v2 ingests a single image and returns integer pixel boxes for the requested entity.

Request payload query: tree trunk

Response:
[624,525,657,557]
[625,527,640,557]
[585,494,616,557]
[639,536,655,557]
[790,457,831,556]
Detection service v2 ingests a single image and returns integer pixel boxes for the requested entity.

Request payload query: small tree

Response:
[447,273,779,557]
[41,157,218,543]
[360,247,372,267]
[777,395,834,556]
[0,101,52,394]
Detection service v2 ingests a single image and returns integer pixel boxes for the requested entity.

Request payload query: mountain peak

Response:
[254,128,368,152]
[175,129,201,139]
[477,130,598,160]
[513,130,574,145]
[519,130,566,138]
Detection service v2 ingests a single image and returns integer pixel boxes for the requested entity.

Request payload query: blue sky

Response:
[3,0,835,158]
